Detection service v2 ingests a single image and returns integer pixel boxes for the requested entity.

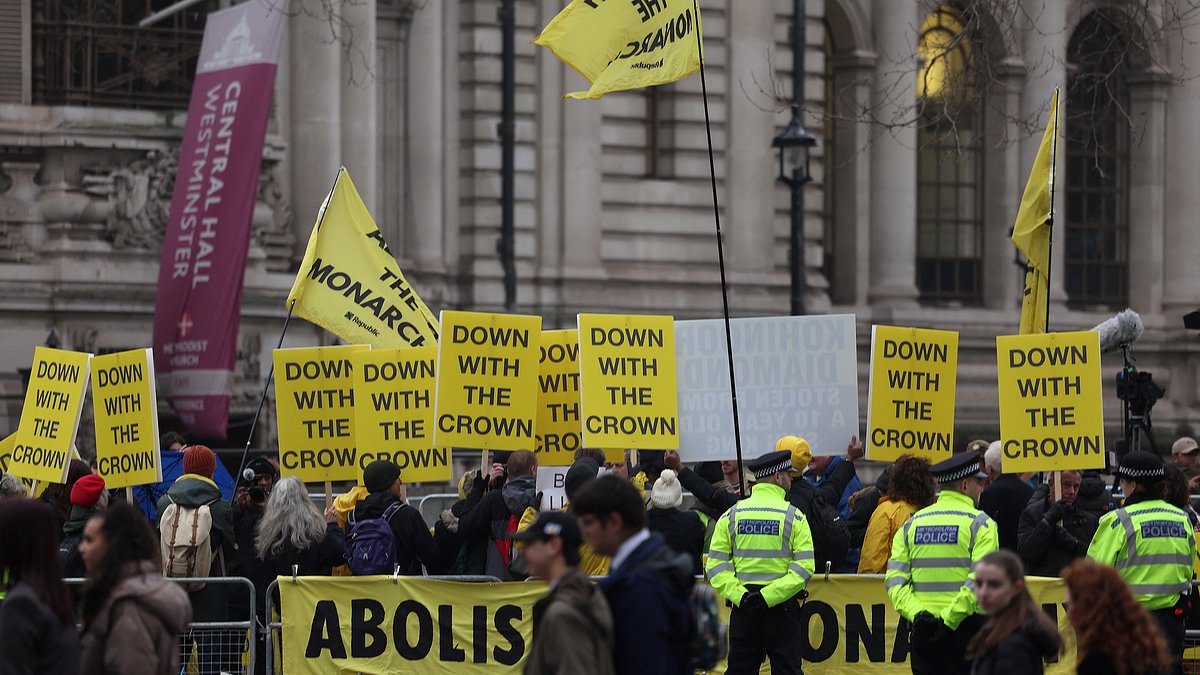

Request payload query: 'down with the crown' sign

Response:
[535,330,582,466]
[434,311,542,451]
[275,345,368,483]
[91,348,162,487]
[10,347,92,483]
[352,347,451,483]
[578,314,678,449]
[996,331,1104,473]
[867,326,958,463]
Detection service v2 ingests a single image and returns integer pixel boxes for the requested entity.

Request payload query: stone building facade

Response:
[0,0,1196,453]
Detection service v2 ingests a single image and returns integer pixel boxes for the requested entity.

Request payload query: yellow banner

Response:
[996,331,1104,473]
[10,347,92,483]
[578,314,678,449]
[278,574,1077,675]
[434,311,541,451]
[535,330,582,466]
[533,0,702,99]
[274,345,369,483]
[352,347,451,484]
[866,326,958,463]
[1013,90,1058,335]
[287,168,439,349]
[90,348,162,488]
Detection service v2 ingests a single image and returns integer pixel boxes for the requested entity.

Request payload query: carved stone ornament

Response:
[82,148,178,250]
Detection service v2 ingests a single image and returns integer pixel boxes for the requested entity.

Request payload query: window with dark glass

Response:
[1065,13,1129,308]
[32,0,216,109]
[915,5,983,304]
[645,84,675,178]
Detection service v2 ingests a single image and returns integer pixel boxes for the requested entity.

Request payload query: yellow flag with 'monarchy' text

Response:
[534,0,702,100]
[1012,90,1059,334]
[286,168,439,348]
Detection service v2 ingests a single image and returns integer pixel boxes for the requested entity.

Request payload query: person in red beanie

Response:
[59,473,107,577]
[155,444,236,675]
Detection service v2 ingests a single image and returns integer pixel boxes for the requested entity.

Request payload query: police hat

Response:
[747,450,793,480]
[930,452,988,485]
[1116,451,1166,483]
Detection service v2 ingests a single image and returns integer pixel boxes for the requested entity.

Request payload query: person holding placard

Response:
[886,452,997,675]
[458,450,540,580]
[1087,452,1196,675]
[350,459,440,576]
[1016,470,1099,577]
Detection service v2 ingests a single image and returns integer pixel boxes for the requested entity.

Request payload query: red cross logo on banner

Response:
[178,313,194,337]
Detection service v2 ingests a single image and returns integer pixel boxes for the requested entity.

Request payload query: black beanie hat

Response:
[564,458,599,502]
[363,459,401,493]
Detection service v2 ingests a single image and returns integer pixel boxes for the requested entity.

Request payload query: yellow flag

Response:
[1012,90,1059,334]
[286,169,439,348]
[534,0,702,100]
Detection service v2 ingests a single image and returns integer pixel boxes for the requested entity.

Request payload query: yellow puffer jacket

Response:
[857,497,920,574]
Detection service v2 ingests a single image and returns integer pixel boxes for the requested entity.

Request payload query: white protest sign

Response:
[537,465,570,511]
[675,315,860,462]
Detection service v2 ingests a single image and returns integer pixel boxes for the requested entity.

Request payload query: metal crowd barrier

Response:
[65,576,256,675]
[264,574,503,675]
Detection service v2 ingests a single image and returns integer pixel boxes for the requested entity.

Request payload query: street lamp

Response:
[773,103,818,316]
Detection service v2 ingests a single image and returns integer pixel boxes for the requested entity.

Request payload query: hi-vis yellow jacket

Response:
[885,490,997,629]
[705,482,815,608]
[1087,498,1197,611]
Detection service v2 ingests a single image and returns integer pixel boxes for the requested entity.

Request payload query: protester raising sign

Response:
[9,347,92,483]
[433,311,541,451]
[535,330,582,466]
[286,168,439,349]
[274,345,367,483]
[996,331,1105,473]
[867,326,958,463]
[352,347,451,483]
[578,314,679,450]
[90,348,162,488]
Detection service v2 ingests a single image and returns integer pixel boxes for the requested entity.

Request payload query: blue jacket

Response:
[598,532,694,675]
[808,456,862,519]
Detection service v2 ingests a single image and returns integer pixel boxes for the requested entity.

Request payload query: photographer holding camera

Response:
[232,456,279,675]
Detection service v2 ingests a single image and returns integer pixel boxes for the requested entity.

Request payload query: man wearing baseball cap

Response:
[1170,437,1200,489]
[515,512,614,675]
[886,452,997,675]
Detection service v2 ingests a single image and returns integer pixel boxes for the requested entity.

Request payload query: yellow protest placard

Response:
[997,331,1105,473]
[91,348,162,488]
[352,347,451,483]
[578,314,678,449]
[0,432,41,495]
[434,311,541,451]
[866,326,958,463]
[534,0,702,99]
[9,347,92,483]
[535,330,582,466]
[274,345,369,483]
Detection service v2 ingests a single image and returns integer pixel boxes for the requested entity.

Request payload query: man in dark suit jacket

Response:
[572,475,695,675]
[979,442,1035,552]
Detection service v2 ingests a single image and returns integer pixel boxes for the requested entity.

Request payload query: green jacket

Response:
[885,489,997,629]
[705,482,815,608]
[1087,497,1196,610]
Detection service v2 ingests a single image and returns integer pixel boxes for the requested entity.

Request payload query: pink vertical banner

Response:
[153,0,287,440]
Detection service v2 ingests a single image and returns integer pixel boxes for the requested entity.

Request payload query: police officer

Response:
[885,452,996,675]
[1087,451,1196,675]
[706,450,815,675]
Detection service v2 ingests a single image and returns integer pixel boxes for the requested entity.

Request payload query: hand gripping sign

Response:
[996,331,1105,473]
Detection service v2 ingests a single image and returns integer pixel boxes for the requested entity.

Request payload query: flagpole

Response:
[692,0,746,496]
[1044,89,1059,332]
[235,168,344,482]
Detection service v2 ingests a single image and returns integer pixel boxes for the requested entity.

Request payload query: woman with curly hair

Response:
[1062,560,1170,675]
[966,550,1062,674]
[858,454,936,573]
[78,503,192,675]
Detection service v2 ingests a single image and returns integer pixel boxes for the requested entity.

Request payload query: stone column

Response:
[726,0,775,275]
[831,52,875,306]
[534,0,566,320]
[560,85,604,276]
[1020,0,1066,311]
[1126,71,1169,314]
[867,0,919,306]
[407,1,447,271]
[1163,24,1200,317]
[982,61,1025,312]
[340,0,377,212]
[288,6,342,256]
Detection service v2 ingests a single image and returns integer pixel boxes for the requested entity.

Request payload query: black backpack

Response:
[790,483,851,572]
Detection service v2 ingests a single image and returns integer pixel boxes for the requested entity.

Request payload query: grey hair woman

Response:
[255,476,343,563]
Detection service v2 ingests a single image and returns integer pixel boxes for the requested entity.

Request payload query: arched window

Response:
[915,5,983,304]
[1065,13,1129,307]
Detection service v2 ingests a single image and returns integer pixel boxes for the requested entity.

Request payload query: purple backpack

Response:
[345,502,403,575]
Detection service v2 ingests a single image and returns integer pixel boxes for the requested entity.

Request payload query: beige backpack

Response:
[159,496,215,591]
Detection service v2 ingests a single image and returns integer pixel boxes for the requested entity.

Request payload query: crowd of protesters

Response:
[1,432,1199,675]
